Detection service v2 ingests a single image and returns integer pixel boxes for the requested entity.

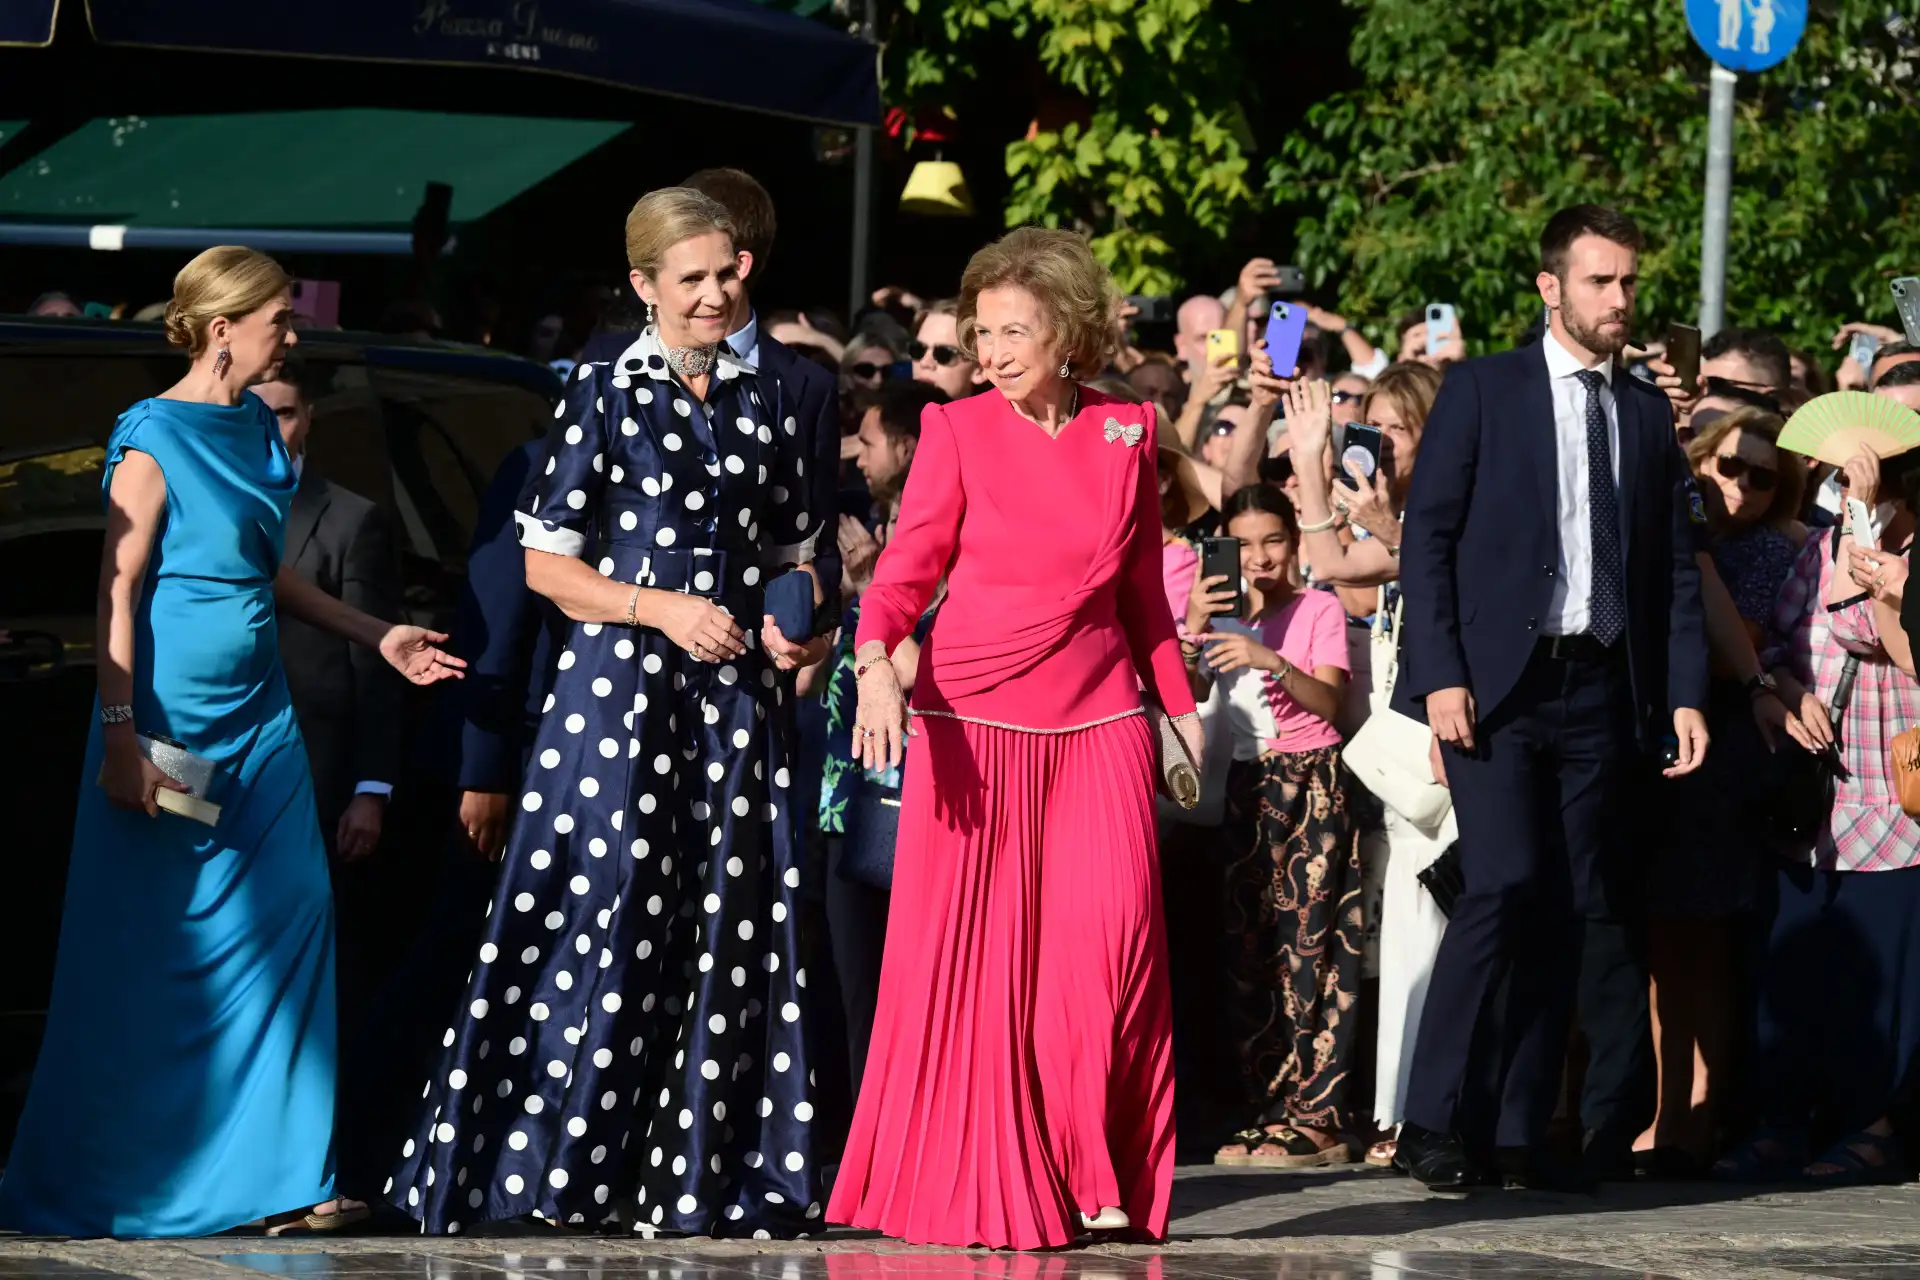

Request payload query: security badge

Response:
[1686,480,1709,526]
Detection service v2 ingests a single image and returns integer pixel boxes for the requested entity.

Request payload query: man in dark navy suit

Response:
[1392,205,1709,1188]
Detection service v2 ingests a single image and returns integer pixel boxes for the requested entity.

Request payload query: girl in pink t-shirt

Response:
[1184,483,1360,1171]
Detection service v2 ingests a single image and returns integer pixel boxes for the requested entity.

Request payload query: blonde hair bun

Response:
[624,187,735,278]
[164,246,290,357]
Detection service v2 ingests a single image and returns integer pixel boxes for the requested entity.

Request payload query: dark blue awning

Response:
[8,0,878,126]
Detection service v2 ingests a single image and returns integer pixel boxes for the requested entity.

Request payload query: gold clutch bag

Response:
[1146,700,1201,809]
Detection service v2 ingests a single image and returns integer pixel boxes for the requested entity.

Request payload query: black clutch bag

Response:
[1416,841,1465,919]
[839,784,901,891]
[762,568,816,643]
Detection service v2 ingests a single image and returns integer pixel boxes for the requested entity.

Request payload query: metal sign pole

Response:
[848,0,879,321]
[1698,64,1737,339]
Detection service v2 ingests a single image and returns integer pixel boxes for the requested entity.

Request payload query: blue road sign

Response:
[1685,0,1807,72]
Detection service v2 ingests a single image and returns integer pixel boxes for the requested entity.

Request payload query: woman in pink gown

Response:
[828,228,1203,1249]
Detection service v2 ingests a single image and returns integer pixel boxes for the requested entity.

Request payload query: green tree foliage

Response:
[889,0,1261,293]
[1273,0,1920,353]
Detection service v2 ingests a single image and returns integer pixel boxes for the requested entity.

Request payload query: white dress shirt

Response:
[727,311,760,372]
[1541,329,1621,637]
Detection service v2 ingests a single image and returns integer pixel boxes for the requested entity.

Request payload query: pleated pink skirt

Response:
[826,711,1175,1249]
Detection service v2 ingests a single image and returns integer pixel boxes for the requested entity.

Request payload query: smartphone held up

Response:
[1265,303,1309,379]
[1335,422,1387,491]
[1198,536,1245,619]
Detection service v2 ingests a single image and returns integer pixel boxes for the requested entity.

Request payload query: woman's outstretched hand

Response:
[379,626,467,685]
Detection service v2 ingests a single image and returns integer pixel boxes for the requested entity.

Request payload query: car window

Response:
[365,364,548,630]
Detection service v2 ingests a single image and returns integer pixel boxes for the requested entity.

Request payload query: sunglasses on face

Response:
[1713,453,1778,491]
[1331,390,1362,405]
[908,341,967,367]
[846,363,891,381]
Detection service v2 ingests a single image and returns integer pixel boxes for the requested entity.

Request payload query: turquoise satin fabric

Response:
[0,394,337,1237]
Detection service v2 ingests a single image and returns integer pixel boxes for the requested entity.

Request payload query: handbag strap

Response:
[1828,652,1862,740]
[1373,585,1404,701]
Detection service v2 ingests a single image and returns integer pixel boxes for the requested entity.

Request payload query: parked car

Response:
[0,317,560,1144]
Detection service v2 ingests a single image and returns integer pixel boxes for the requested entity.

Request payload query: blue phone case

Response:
[1265,303,1310,378]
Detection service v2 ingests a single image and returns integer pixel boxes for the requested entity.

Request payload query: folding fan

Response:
[1777,391,1920,468]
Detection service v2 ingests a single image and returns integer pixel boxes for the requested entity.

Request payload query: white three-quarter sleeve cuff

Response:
[516,509,587,558]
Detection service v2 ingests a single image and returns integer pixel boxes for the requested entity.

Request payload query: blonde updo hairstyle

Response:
[163,246,291,358]
[623,187,738,280]
[956,227,1119,379]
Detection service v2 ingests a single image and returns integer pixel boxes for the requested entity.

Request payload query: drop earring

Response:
[645,300,656,331]
[1058,361,1069,378]
[213,347,231,379]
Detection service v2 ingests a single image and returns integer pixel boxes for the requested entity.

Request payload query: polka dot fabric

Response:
[388,329,820,1236]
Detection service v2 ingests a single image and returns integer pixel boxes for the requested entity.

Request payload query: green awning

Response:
[0,110,630,228]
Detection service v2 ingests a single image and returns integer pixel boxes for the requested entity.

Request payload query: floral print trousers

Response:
[1224,746,1362,1131]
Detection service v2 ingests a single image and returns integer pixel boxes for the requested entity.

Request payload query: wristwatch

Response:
[1744,672,1780,700]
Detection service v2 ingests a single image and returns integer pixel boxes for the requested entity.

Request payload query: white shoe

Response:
[1078,1206,1130,1232]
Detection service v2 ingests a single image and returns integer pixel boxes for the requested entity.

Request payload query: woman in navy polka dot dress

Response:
[388,188,830,1237]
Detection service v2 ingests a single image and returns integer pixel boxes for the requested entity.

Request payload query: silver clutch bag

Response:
[97,733,223,825]
[1147,700,1201,810]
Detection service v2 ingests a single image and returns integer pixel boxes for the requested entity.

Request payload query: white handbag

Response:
[1342,587,1453,831]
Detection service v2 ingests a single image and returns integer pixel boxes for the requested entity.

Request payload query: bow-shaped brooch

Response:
[1103,417,1145,446]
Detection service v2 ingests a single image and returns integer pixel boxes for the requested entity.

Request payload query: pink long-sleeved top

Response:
[855,387,1196,731]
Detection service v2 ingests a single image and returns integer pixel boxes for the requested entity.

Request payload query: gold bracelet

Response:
[623,584,641,628]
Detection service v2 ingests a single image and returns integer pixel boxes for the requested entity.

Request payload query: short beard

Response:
[1562,305,1632,357]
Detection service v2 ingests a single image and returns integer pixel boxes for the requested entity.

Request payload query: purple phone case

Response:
[1265,303,1310,378]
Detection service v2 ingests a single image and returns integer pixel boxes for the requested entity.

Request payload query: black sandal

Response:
[1805,1131,1908,1186]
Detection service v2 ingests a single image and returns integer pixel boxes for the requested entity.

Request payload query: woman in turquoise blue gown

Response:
[0,247,462,1238]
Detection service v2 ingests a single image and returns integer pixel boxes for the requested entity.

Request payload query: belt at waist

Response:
[593,543,766,608]
[1535,632,1623,664]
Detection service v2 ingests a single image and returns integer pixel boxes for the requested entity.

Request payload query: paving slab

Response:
[2,1165,1918,1280]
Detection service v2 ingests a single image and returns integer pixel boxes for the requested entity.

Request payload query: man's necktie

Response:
[1575,368,1625,647]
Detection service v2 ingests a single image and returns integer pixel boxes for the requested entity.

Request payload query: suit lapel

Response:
[1522,346,1558,526]
[283,472,329,569]
[1613,373,1642,548]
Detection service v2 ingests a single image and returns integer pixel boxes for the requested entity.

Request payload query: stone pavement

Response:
[5,1165,1920,1280]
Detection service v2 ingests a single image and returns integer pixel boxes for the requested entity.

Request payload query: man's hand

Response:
[1427,686,1477,752]
[1646,355,1700,419]
[336,793,386,862]
[1832,322,1901,392]
[1400,322,1467,368]
[1236,258,1283,310]
[1665,707,1710,778]
[459,789,511,862]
